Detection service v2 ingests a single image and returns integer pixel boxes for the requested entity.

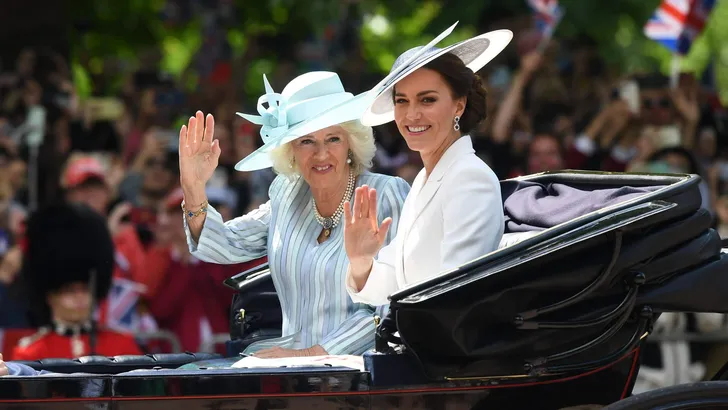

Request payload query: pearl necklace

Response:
[313,169,356,238]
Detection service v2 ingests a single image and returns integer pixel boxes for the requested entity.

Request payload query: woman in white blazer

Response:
[343,23,514,306]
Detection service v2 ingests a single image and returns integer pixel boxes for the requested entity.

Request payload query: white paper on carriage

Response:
[231,355,365,371]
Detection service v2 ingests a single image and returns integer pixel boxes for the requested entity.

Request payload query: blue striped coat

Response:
[185,171,410,355]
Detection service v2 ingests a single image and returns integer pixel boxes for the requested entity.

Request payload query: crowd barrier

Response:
[135,329,183,354]
[633,313,728,393]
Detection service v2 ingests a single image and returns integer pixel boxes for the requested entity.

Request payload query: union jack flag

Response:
[527,0,564,36]
[644,0,716,55]
[94,251,158,334]
[101,277,147,333]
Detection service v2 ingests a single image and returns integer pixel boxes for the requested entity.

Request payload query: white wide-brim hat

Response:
[360,22,513,127]
[234,71,374,172]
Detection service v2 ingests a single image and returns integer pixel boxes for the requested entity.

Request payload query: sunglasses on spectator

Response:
[642,97,671,110]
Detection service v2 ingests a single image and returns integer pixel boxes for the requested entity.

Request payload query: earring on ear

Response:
[346,150,353,165]
[453,115,461,132]
[289,158,295,169]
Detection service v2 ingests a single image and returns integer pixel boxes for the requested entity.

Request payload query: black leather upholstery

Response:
[11,352,222,374]
[229,270,282,346]
[380,172,715,384]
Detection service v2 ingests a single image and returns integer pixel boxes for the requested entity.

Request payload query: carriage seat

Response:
[10,352,222,374]
[498,231,541,249]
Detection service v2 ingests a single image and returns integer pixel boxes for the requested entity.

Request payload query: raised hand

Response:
[107,202,133,237]
[520,50,543,76]
[670,86,700,125]
[179,111,221,196]
[343,185,392,273]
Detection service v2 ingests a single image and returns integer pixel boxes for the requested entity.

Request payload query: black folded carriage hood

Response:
[376,171,728,380]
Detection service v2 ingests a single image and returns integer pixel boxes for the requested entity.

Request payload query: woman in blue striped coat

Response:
[178,72,410,358]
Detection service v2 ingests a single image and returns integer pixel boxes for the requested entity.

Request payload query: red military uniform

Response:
[12,326,142,361]
[16,202,144,361]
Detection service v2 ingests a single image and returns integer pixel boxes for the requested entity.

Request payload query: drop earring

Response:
[453,115,461,132]
[346,150,353,164]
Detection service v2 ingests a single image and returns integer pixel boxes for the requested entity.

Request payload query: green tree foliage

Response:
[67,0,726,99]
[355,0,666,73]
[69,0,168,62]
[357,0,478,73]
[680,0,728,104]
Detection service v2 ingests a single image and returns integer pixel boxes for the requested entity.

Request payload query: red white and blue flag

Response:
[527,0,564,37]
[95,251,157,334]
[99,252,155,333]
[644,0,716,55]
[103,277,147,332]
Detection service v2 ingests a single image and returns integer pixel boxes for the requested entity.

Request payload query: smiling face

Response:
[393,68,466,155]
[290,126,351,191]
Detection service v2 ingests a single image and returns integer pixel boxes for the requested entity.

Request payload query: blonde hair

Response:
[269,120,376,178]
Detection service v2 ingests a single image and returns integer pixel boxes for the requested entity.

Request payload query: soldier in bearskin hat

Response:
[10,202,142,360]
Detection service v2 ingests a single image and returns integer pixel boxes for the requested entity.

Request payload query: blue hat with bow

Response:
[234,71,373,171]
[360,22,513,127]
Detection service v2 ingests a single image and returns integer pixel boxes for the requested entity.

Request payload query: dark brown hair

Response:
[422,52,488,134]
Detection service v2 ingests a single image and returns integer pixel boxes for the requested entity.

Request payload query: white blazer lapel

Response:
[407,136,474,229]
[412,177,442,222]
[395,136,476,284]
[395,170,425,287]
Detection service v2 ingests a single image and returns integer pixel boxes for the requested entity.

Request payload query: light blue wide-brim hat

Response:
[234,71,374,172]
[360,22,514,127]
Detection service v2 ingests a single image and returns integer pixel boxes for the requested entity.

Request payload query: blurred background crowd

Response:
[1,0,728,391]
